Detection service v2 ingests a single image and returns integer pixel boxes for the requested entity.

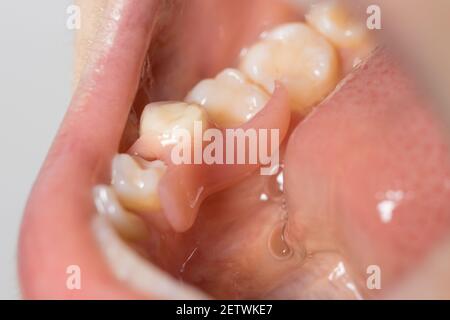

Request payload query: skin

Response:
[74,0,108,85]
[18,0,450,299]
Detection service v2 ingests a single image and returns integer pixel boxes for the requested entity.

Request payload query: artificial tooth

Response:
[185,68,270,127]
[240,22,339,116]
[140,101,209,146]
[305,1,369,49]
[111,154,166,213]
[93,185,148,241]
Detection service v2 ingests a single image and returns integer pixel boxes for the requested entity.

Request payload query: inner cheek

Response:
[145,170,295,299]
[135,0,301,105]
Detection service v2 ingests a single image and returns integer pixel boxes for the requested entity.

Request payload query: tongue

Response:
[284,48,450,293]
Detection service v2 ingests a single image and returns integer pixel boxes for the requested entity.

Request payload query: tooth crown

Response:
[93,185,148,240]
[240,22,339,115]
[305,1,368,48]
[186,68,270,127]
[111,154,166,213]
[140,102,209,146]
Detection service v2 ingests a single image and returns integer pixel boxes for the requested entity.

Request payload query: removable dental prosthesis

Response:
[95,1,374,229]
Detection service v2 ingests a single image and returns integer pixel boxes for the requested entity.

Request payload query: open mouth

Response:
[18,0,450,300]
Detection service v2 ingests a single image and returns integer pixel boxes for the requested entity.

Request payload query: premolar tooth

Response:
[111,154,166,213]
[240,22,339,116]
[93,185,148,241]
[305,1,369,48]
[140,101,209,146]
[186,68,270,127]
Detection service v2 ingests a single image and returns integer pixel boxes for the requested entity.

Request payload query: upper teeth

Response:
[111,154,166,213]
[93,185,148,241]
[140,101,209,147]
[240,22,340,116]
[305,1,368,48]
[186,68,270,127]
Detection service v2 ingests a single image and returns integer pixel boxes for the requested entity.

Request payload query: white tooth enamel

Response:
[93,185,148,241]
[111,154,166,213]
[305,1,368,48]
[185,68,269,127]
[240,22,339,115]
[140,101,209,146]
[92,215,209,299]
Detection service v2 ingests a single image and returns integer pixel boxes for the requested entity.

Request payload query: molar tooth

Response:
[185,68,270,127]
[305,1,369,48]
[93,185,148,241]
[240,22,339,116]
[140,101,209,146]
[111,154,166,213]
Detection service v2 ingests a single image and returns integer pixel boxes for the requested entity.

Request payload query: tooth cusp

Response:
[140,101,209,146]
[93,185,148,240]
[111,154,166,213]
[240,22,340,116]
[186,68,270,127]
[305,1,368,48]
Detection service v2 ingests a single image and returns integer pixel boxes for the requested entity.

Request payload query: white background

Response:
[0,0,73,299]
